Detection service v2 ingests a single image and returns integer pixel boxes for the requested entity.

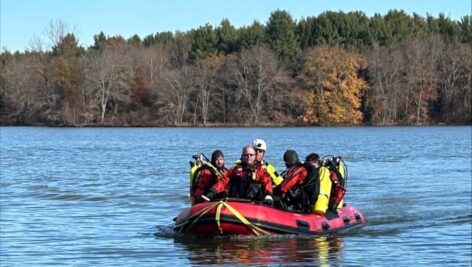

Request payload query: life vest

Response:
[228,165,263,200]
[274,164,310,212]
[235,159,283,186]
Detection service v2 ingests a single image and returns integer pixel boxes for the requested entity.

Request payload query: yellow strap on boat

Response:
[181,201,221,233]
[215,202,224,234]
[217,201,270,236]
[184,200,270,236]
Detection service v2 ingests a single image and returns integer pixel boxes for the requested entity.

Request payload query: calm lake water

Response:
[1,126,471,266]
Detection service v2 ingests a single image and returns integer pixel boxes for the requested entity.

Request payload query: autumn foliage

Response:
[1,11,471,126]
[299,46,367,125]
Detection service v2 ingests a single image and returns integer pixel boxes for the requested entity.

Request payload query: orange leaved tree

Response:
[298,45,367,125]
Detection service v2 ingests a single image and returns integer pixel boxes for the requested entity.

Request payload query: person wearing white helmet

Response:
[252,139,284,186]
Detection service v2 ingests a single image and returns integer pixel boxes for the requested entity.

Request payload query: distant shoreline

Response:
[1,122,468,128]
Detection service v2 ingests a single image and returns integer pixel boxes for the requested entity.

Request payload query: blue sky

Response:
[1,0,470,52]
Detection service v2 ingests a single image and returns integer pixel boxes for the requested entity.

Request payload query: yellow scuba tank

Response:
[313,166,332,214]
[264,161,284,186]
[189,157,203,205]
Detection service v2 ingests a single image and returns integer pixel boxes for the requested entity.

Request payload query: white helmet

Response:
[252,139,267,151]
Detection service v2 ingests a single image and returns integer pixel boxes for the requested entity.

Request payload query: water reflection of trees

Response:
[174,235,344,266]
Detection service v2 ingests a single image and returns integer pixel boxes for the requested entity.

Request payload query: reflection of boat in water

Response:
[173,234,344,266]
[173,198,366,235]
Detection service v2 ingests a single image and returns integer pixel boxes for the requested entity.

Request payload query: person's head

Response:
[252,139,266,162]
[283,150,300,168]
[241,145,256,166]
[211,150,225,168]
[305,153,321,168]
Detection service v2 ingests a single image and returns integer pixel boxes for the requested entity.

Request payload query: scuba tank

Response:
[189,153,226,205]
[189,154,204,205]
[334,156,348,188]
[321,155,348,188]
[263,161,284,186]
[321,155,348,211]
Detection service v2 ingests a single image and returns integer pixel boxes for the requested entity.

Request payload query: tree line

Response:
[1,9,471,126]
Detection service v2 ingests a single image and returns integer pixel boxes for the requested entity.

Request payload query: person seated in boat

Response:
[304,153,333,215]
[273,150,309,212]
[251,138,284,187]
[203,145,274,204]
[191,150,228,204]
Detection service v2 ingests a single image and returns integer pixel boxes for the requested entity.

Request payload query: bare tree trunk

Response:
[193,96,199,125]
[85,45,132,124]
[416,89,423,124]
[161,67,193,126]
[230,45,287,125]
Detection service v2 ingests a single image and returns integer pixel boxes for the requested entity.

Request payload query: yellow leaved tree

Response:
[298,45,367,125]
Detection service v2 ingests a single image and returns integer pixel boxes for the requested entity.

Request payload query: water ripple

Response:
[1,126,471,266]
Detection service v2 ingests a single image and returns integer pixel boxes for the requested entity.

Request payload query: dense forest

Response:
[1,10,471,126]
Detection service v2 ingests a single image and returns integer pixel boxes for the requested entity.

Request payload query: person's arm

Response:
[279,166,308,193]
[257,167,273,194]
[256,167,274,205]
[193,169,213,202]
[205,167,233,200]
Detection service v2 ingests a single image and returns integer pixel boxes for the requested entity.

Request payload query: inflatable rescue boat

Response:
[174,198,366,236]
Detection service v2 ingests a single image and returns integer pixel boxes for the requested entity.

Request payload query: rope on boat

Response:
[182,199,270,236]
[216,201,270,236]
[178,201,221,233]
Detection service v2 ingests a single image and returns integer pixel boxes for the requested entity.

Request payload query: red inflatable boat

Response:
[173,199,366,235]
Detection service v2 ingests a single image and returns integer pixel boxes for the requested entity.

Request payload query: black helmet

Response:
[283,150,299,168]
[305,153,320,164]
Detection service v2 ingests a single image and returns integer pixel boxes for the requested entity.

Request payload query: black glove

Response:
[272,195,282,204]
[203,188,217,201]
[263,195,274,205]
[289,187,302,198]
